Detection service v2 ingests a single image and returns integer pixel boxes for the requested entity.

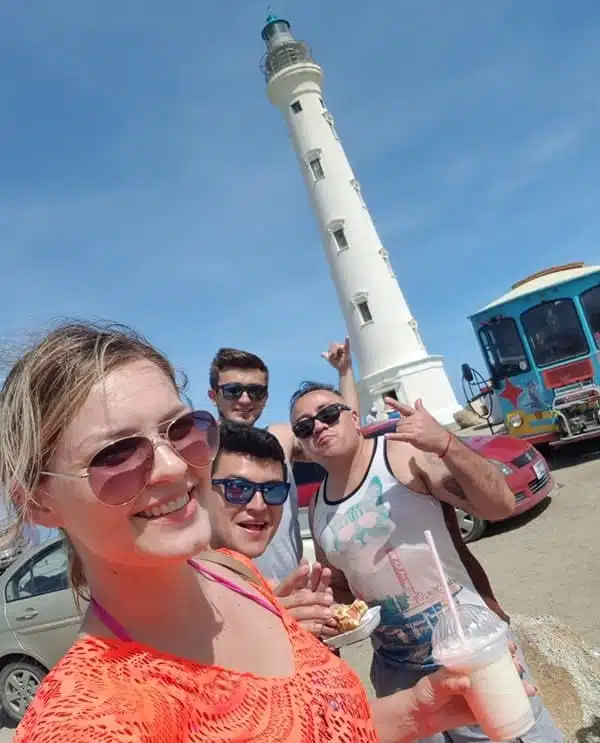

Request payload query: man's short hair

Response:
[209,348,269,390]
[289,380,343,416]
[213,421,287,480]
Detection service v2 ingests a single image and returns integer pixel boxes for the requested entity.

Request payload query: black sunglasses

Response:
[212,477,290,506]
[292,403,350,439]
[218,383,268,402]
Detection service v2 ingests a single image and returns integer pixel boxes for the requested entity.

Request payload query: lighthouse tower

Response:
[260,15,460,424]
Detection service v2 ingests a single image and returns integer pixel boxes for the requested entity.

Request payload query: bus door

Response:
[476,315,558,442]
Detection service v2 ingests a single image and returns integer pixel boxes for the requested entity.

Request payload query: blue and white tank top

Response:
[253,461,302,584]
[312,438,505,668]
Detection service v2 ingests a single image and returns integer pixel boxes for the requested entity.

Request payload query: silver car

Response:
[0,519,26,574]
[0,537,83,721]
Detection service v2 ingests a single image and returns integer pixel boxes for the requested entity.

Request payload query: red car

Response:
[294,420,555,545]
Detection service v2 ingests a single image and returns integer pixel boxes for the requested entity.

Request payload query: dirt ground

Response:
[1,442,599,741]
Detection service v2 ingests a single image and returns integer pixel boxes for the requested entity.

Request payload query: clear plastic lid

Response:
[432,603,508,665]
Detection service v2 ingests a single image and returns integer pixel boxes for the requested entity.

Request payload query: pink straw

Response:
[425,529,466,644]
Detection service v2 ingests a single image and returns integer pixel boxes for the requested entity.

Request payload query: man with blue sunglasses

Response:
[208,338,360,585]
[207,421,338,637]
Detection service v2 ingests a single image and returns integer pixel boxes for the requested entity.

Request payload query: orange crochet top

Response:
[15,553,379,742]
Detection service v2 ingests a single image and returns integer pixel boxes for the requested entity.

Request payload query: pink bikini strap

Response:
[90,557,281,640]
[90,596,132,641]
[187,559,281,617]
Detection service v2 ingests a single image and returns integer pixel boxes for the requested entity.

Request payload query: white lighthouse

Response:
[260,15,461,425]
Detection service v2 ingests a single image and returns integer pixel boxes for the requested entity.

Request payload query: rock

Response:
[512,614,600,742]
[454,407,481,428]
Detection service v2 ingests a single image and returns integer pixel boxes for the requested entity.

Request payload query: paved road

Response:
[0,443,598,740]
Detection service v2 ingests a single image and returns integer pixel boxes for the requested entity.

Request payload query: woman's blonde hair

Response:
[0,321,184,599]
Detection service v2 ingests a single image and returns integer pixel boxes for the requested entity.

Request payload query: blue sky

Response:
[1,0,599,425]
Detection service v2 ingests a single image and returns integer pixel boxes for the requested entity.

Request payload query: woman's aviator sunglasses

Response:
[212,477,290,506]
[292,403,350,439]
[41,410,219,507]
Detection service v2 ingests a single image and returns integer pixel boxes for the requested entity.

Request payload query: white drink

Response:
[432,605,535,741]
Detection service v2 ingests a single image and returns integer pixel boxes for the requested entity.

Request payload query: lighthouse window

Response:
[521,299,588,367]
[333,227,348,251]
[357,300,373,324]
[290,100,302,114]
[309,157,324,180]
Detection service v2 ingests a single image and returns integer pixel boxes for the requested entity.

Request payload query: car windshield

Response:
[580,284,600,349]
[521,299,588,367]
[478,317,530,378]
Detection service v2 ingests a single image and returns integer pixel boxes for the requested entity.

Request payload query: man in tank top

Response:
[289,381,564,743]
[207,339,360,584]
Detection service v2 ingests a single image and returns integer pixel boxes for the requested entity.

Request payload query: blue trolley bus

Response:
[468,262,600,446]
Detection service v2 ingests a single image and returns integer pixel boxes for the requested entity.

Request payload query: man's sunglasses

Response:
[41,410,219,507]
[218,383,268,402]
[212,477,290,506]
[292,403,350,439]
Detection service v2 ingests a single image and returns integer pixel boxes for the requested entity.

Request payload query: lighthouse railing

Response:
[260,41,314,81]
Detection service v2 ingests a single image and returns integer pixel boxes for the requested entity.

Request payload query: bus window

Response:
[478,317,529,378]
[580,285,600,348]
[521,299,588,367]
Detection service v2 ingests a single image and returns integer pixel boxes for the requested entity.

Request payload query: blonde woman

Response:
[0,322,523,742]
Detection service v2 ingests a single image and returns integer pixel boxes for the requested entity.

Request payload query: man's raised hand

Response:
[384,397,452,457]
[322,337,352,375]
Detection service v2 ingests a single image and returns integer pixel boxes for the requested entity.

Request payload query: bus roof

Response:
[470,262,600,317]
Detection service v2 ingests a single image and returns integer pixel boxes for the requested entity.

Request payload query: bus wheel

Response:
[455,509,487,543]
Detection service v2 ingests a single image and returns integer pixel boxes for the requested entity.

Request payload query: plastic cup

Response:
[432,603,535,741]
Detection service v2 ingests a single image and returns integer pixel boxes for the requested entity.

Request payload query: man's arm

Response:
[323,337,361,417]
[384,398,514,521]
[270,337,361,464]
[308,491,355,605]
[267,423,296,462]
[417,438,515,520]
[268,423,311,463]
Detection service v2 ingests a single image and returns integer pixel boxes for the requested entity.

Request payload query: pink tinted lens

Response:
[88,436,154,505]
[168,411,219,467]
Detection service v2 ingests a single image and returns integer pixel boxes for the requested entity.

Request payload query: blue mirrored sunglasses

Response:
[212,477,290,506]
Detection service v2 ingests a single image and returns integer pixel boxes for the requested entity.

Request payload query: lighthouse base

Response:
[361,355,461,427]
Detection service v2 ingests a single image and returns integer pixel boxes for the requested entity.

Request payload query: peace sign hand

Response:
[322,337,352,374]
[384,397,452,456]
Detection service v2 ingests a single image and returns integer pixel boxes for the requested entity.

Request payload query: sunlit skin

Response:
[208,452,285,558]
[208,368,268,425]
[31,360,214,570]
[291,389,363,465]
[17,357,535,739]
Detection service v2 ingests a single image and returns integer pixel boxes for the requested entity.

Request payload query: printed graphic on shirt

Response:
[320,476,465,665]
[326,476,395,553]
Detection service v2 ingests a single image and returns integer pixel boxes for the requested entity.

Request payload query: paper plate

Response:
[323,606,381,650]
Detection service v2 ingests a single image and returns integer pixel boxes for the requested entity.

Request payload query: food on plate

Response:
[333,599,369,633]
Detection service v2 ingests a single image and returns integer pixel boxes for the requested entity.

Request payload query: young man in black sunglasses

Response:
[289,382,564,743]
[208,421,339,638]
[207,339,360,584]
